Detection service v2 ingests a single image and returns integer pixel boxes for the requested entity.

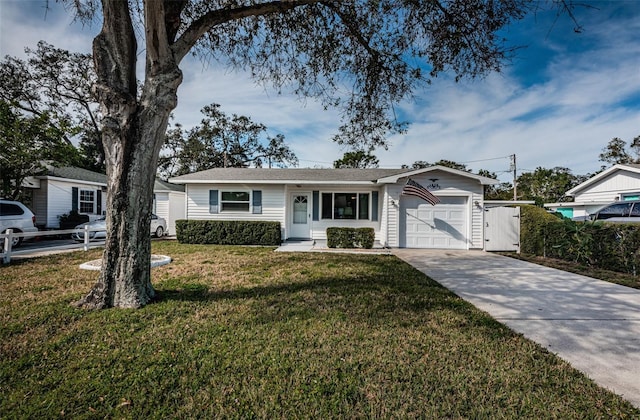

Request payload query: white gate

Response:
[484,206,520,252]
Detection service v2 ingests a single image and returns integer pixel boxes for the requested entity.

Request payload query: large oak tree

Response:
[60,0,576,309]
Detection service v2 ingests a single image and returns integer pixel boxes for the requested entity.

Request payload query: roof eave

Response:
[36,175,107,187]
[565,164,640,196]
[169,179,380,185]
[376,165,499,185]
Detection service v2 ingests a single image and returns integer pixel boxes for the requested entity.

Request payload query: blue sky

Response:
[1,1,638,183]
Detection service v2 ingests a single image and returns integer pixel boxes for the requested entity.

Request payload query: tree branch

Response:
[93,0,137,96]
[172,0,326,63]
[320,2,379,60]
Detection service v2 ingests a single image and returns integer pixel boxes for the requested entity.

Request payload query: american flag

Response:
[402,178,440,206]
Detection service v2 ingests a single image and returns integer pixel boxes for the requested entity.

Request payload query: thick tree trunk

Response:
[74,104,177,309]
[75,0,182,309]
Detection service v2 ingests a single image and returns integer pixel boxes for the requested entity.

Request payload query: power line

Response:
[460,155,513,165]
[379,154,514,168]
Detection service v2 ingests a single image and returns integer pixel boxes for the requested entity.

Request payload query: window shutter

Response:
[312,191,319,221]
[96,190,102,215]
[72,187,79,212]
[252,190,262,214]
[371,191,379,222]
[209,190,219,214]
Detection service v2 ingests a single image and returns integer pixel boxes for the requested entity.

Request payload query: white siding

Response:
[181,170,488,246]
[575,171,640,203]
[185,184,385,240]
[154,192,170,227]
[43,179,106,228]
[186,184,286,225]
[470,190,484,248]
[384,184,403,247]
[154,191,185,235]
[167,192,185,235]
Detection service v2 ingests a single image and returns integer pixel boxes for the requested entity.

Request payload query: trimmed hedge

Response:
[327,227,375,249]
[519,205,566,256]
[176,220,281,246]
[519,205,640,275]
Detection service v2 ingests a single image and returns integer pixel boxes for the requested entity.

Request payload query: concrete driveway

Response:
[393,249,640,408]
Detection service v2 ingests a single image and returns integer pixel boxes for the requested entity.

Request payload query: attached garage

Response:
[377,167,497,250]
[399,196,468,249]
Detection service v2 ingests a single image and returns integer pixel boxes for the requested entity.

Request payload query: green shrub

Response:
[519,205,640,275]
[58,210,90,229]
[356,228,375,249]
[519,205,564,256]
[176,220,281,246]
[327,227,375,249]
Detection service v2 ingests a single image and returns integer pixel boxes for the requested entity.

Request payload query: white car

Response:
[1,199,38,248]
[73,214,167,242]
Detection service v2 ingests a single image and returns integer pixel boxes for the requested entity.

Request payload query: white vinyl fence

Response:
[1,226,102,264]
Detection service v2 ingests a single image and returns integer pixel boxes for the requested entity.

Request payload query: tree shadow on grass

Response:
[153,273,504,333]
[155,273,441,303]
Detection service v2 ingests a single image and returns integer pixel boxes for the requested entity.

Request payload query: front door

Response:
[289,193,311,239]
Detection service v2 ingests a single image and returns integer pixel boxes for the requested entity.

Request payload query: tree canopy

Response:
[158,104,298,178]
[68,0,546,149]
[0,41,104,172]
[0,101,83,202]
[599,135,640,166]
[404,159,473,171]
[515,166,584,205]
[333,150,379,169]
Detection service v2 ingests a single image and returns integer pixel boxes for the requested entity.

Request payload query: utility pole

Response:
[510,154,517,201]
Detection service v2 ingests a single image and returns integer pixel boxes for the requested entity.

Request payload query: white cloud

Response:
[0,1,97,57]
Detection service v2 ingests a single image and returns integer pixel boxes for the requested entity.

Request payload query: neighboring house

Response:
[27,166,108,229]
[24,166,185,234]
[545,164,640,219]
[153,178,186,235]
[169,166,499,249]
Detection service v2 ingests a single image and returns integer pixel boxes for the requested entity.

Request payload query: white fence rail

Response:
[1,227,104,264]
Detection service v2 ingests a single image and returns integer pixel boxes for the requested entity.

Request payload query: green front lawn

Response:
[1,242,638,418]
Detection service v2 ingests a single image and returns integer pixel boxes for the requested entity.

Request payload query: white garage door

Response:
[400,196,468,249]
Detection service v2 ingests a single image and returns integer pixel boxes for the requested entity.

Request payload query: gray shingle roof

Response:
[169,168,412,184]
[154,178,185,192]
[45,166,107,184]
[43,166,185,192]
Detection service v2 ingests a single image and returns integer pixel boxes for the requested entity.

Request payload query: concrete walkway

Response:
[393,249,640,408]
[275,240,391,254]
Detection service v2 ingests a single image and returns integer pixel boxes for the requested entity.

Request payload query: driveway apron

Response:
[393,249,640,408]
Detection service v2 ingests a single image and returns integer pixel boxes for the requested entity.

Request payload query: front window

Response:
[79,190,95,213]
[221,191,250,212]
[321,193,370,220]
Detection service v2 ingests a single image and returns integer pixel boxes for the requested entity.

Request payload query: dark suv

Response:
[0,199,38,248]
[591,200,640,223]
